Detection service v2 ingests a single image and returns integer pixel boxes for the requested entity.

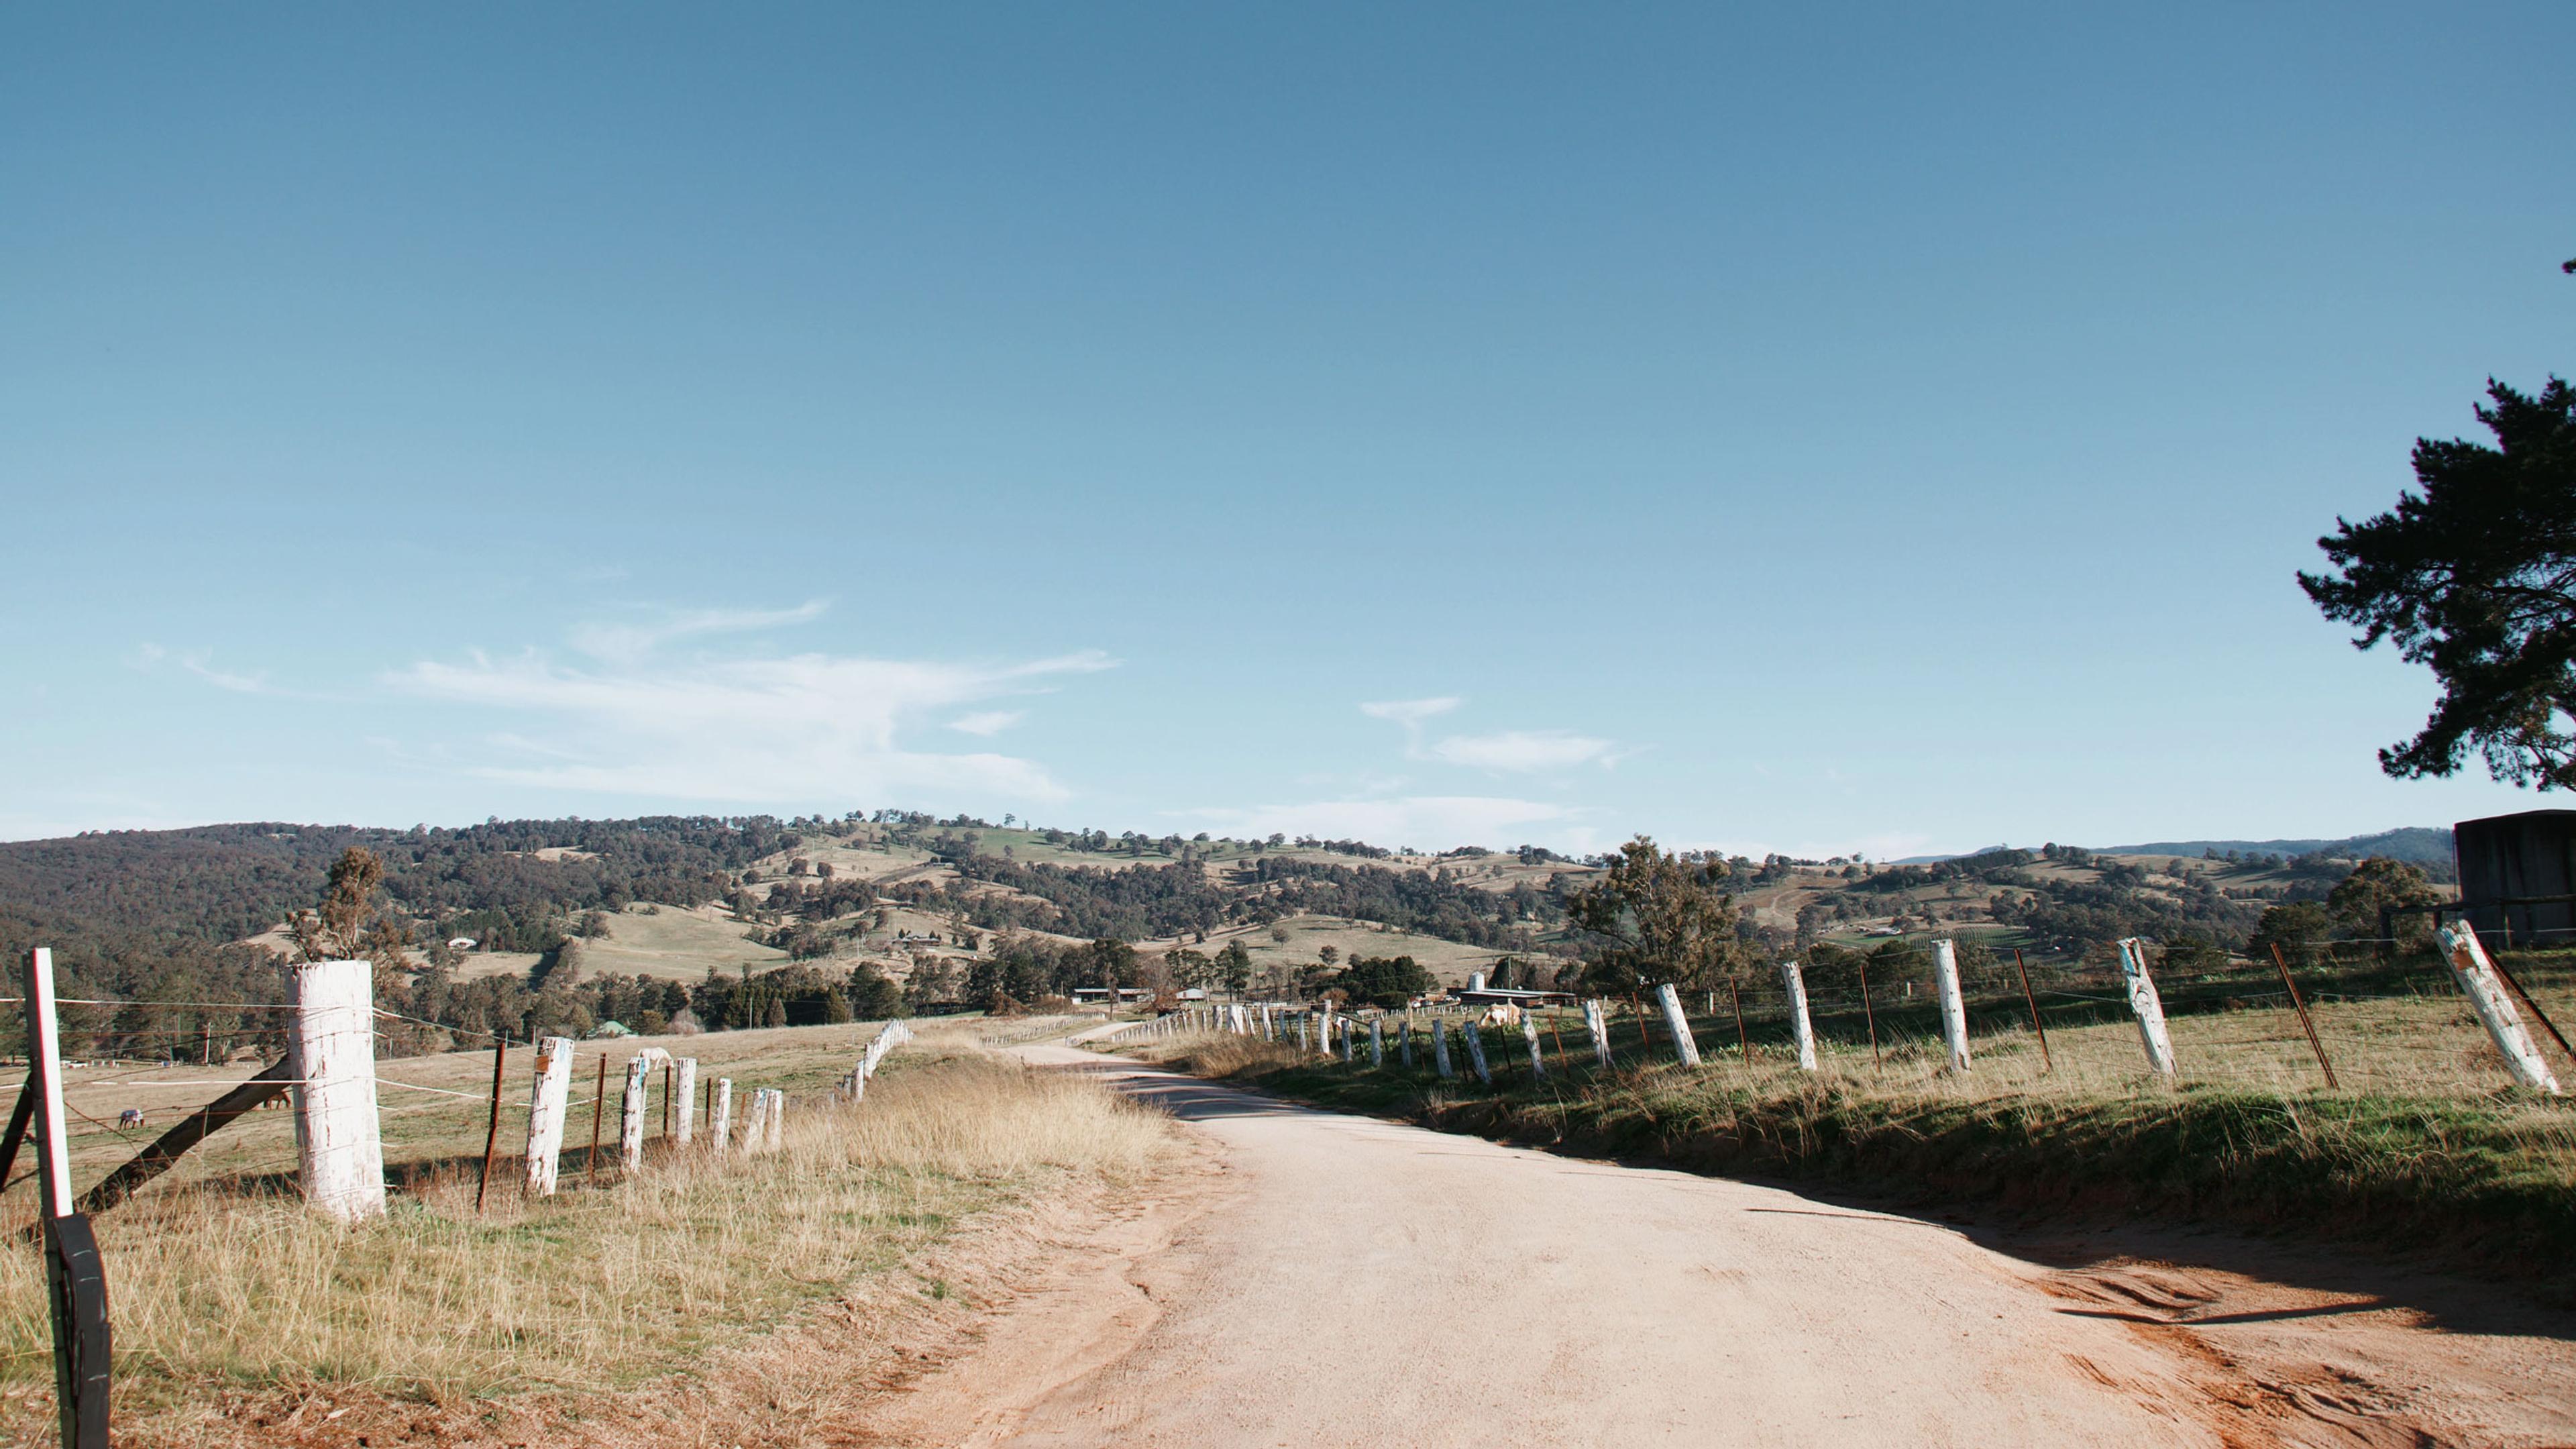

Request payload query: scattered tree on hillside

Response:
[1563,836,1749,994]
[2326,857,2443,949]
[2248,900,2334,968]
[1328,955,1433,1008]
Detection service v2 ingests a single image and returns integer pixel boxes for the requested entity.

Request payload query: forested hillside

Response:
[0,810,2459,1059]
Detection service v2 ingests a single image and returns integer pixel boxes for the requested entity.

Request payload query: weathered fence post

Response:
[1856,952,1882,1067]
[1432,1018,1454,1078]
[288,958,386,1222]
[1260,1005,1274,1040]
[1778,959,1818,1071]
[1340,1017,1356,1063]
[737,1089,765,1155]
[1929,938,1972,1074]
[1522,1017,1546,1079]
[1368,1018,1384,1068]
[2113,937,2178,1079]
[2266,943,2336,1087]
[765,1089,786,1150]
[1653,983,1702,1067]
[1583,998,1613,1068]
[1460,1018,1493,1085]
[523,1035,576,1196]
[476,1034,509,1213]
[586,1056,608,1183]
[2436,922,2563,1094]
[1297,1016,1309,1053]
[1398,1016,1413,1067]
[619,1057,652,1173]
[711,1078,733,1150]
[674,1058,698,1144]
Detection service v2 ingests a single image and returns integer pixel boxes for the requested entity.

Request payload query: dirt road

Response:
[880,1044,2576,1448]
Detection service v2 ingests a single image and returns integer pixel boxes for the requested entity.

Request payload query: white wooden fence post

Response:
[1297,1017,1309,1053]
[1433,1018,1454,1078]
[711,1078,733,1150]
[1778,959,1818,1071]
[737,1089,765,1155]
[1654,983,1702,1067]
[23,949,74,1220]
[523,1035,576,1195]
[1260,1005,1275,1040]
[674,1057,698,1144]
[2436,923,2563,1094]
[1583,998,1614,1068]
[1340,1017,1355,1063]
[2112,937,2178,1078]
[1930,938,1972,1073]
[1461,1017,1493,1085]
[1522,1018,1546,1079]
[288,958,386,1222]
[765,1089,786,1150]
[1369,1018,1384,1068]
[619,1057,652,1173]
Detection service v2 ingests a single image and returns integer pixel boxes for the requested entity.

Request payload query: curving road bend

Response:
[959,1043,2233,1448]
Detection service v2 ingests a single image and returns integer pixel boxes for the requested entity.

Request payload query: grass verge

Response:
[0,1024,1177,1445]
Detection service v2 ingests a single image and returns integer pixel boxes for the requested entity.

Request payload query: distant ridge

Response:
[1889,826,2455,867]
[2091,826,2453,865]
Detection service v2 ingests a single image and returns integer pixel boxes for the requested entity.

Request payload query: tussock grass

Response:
[1132,996,2576,1290]
[0,1025,1175,1425]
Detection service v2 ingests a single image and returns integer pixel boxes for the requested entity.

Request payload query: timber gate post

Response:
[2436,923,2562,1093]
[2113,937,2178,1079]
[523,1036,576,1196]
[1929,940,1972,1074]
[1654,983,1701,1067]
[1778,959,1819,1071]
[289,959,386,1221]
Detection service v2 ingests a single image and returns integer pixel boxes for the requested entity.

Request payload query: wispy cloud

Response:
[567,599,830,665]
[947,709,1025,737]
[1427,729,1617,772]
[1361,698,1621,773]
[1358,697,1460,727]
[136,643,275,695]
[389,636,1113,806]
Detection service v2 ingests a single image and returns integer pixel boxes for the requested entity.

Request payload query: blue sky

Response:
[4,4,2569,857]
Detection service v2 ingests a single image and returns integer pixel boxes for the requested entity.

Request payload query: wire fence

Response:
[1111,939,2576,1101]
[0,980,910,1218]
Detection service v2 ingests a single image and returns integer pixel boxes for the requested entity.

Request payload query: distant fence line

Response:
[1102,928,2571,1099]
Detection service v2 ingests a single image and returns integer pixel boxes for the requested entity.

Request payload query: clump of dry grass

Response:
[0,1031,1176,1424]
[1128,1033,1302,1077]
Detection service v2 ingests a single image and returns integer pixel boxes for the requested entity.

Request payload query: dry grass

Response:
[0,1024,1177,1441]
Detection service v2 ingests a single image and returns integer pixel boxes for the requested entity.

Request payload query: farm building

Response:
[2453,810,2576,949]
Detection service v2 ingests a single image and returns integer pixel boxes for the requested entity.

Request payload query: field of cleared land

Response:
[1124,953,2576,1292]
[574,903,792,982]
[1154,914,1520,986]
[0,1016,1179,1446]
